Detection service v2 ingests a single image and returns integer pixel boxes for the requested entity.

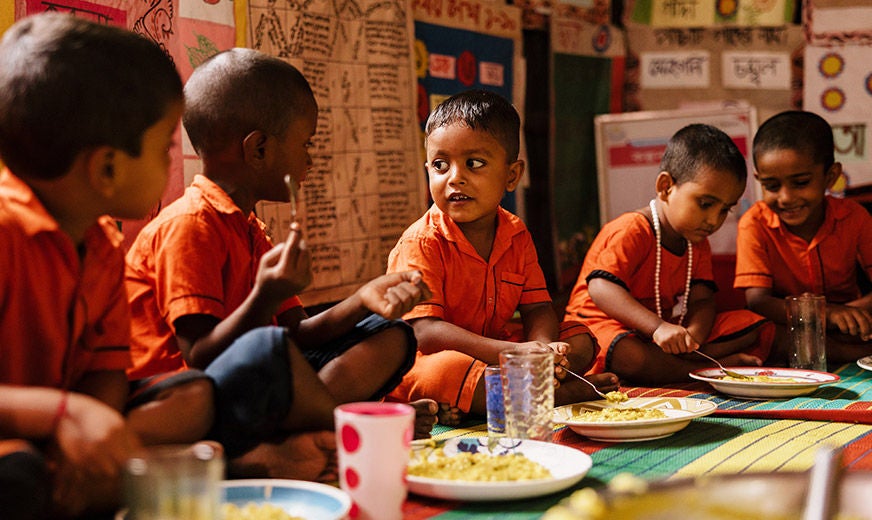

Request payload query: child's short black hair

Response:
[0,13,183,180]
[424,89,520,162]
[660,123,747,185]
[752,110,835,171]
[183,48,316,157]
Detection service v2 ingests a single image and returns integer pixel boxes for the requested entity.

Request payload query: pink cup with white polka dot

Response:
[334,402,414,520]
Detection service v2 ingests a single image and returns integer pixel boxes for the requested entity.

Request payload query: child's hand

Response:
[827,304,872,340]
[357,270,432,319]
[53,393,141,479]
[51,392,142,513]
[256,223,313,300]
[652,322,699,354]
[547,342,570,380]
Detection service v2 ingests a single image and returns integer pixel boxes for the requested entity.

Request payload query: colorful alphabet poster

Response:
[803,0,872,188]
[412,0,523,214]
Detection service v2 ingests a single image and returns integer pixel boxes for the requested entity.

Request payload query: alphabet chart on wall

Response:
[247,0,427,306]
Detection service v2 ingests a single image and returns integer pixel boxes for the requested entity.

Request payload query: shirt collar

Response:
[191,174,247,217]
[0,168,61,236]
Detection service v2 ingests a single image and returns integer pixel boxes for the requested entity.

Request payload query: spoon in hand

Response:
[694,350,750,380]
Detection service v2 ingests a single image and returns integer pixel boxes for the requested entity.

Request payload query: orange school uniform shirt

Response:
[0,170,131,388]
[385,205,551,411]
[125,175,301,380]
[734,198,872,302]
[564,211,769,374]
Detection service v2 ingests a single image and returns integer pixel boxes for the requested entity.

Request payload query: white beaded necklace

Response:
[649,199,693,326]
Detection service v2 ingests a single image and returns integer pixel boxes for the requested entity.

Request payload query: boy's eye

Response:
[430,159,449,173]
[466,158,485,169]
[698,200,713,209]
[761,183,780,193]
[791,179,811,188]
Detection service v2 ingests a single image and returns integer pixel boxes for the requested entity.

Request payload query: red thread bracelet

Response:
[50,391,69,434]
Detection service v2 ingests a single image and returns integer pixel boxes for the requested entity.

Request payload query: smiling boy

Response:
[735,110,872,364]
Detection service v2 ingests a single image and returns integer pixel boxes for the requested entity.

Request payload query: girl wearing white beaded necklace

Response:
[562,124,776,384]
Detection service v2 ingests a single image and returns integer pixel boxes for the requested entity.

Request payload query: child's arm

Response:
[175,225,312,368]
[411,317,540,365]
[290,270,432,348]
[588,278,699,354]
[72,370,129,412]
[825,293,872,340]
[0,385,140,478]
[683,283,717,345]
[745,286,789,325]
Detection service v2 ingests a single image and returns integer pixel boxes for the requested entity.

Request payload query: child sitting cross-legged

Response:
[563,124,776,385]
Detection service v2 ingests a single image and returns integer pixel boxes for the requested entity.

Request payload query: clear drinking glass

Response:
[484,365,506,444]
[499,345,554,442]
[123,441,224,520]
[786,293,827,371]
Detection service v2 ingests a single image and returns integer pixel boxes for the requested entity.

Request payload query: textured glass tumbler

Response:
[123,442,224,520]
[786,293,827,371]
[499,345,554,442]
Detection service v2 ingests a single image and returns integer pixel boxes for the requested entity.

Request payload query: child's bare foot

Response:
[718,353,762,367]
[555,372,619,405]
[227,431,337,483]
[437,403,463,427]
[409,398,438,439]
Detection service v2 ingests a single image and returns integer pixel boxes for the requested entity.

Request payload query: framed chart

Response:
[594,105,759,254]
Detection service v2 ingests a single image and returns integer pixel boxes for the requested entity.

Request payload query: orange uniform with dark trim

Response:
[564,211,771,374]
[734,198,872,302]
[125,175,301,380]
[0,169,131,388]
[385,205,555,411]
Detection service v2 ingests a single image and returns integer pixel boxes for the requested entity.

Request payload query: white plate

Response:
[689,367,840,399]
[858,355,872,372]
[222,479,351,520]
[406,437,591,501]
[553,397,718,442]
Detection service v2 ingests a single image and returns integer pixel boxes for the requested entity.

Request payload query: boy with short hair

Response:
[386,90,617,424]
[735,110,872,363]
[564,124,775,384]
[125,48,435,479]
[0,13,210,517]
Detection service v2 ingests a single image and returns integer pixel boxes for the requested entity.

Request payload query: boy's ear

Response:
[824,162,843,190]
[85,146,119,197]
[242,130,270,165]
[654,171,674,200]
[505,160,525,192]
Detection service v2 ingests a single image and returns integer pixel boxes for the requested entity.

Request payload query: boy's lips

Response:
[447,192,472,202]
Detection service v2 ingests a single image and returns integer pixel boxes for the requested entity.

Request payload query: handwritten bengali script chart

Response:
[247,0,427,305]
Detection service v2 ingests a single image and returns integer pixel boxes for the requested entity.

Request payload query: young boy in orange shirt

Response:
[124,48,435,479]
[735,110,872,364]
[0,13,211,517]
[563,124,775,385]
[386,90,618,424]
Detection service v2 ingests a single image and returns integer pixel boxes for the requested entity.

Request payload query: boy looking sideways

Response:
[386,90,617,424]
[124,48,436,480]
[0,13,211,517]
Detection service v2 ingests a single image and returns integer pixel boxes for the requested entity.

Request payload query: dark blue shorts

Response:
[126,369,212,411]
[205,316,416,458]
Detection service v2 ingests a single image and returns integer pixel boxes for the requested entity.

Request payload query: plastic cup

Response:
[123,442,224,520]
[484,365,506,444]
[786,293,827,371]
[499,345,554,442]
[335,402,414,520]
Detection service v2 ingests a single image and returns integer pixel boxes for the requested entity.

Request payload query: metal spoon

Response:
[284,174,298,224]
[694,350,750,380]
